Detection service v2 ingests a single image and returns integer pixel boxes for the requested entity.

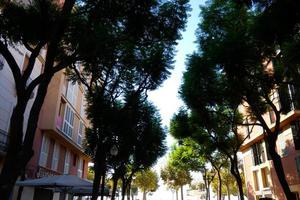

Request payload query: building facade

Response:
[240,87,300,200]
[25,68,90,180]
[0,45,90,199]
[0,45,46,170]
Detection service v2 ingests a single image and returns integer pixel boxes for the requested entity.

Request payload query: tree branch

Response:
[22,42,44,83]
[0,40,22,92]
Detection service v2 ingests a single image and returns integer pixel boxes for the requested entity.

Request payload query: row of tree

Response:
[171,0,300,200]
[0,0,190,199]
[166,138,246,200]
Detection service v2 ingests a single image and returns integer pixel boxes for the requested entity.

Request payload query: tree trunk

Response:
[111,176,119,200]
[100,169,107,200]
[121,178,126,200]
[92,142,107,200]
[176,189,179,200]
[126,181,131,200]
[142,191,147,200]
[267,137,296,200]
[226,183,230,200]
[0,98,27,199]
[217,169,222,200]
[229,155,244,200]
[180,185,184,200]
[0,74,52,199]
[92,159,102,200]
[207,185,210,200]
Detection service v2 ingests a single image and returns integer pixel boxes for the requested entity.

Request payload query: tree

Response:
[170,108,246,200]
[87,166,95,181]
[134,169,159,200]
[211,168,246,200]
[85,95,167,200]
[161,161,192,200]
[172,139,229,200]
[0,1,88,197]
[0,0,189,199]
[70,1,190,199]
[177,0,300,199]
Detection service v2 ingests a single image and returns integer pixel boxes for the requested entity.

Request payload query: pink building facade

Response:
[240,88,300,200]
[0,45,91,199]
[25,69,90,180]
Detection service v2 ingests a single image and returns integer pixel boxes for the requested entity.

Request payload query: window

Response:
[291,120,300,150]
[80,96,85,117]
[66,81,77,106]
[244,118,251,138]
[268,108,275,124]
[77,158,83,178]
[253,170,259,191]
[288,84,300,110]
[62,105,74,137]
[56,101,66,130]
[278,84,300,112]
[293,192,300,200]
[261,167,270,188]
[252,142,266,165]
[22,55,29,73]
[51,143,60,171]
[64,150,70,174]
[77,121,84,146]
[279,140,288,157]
[73,154,77,166]
[39,135,50,167]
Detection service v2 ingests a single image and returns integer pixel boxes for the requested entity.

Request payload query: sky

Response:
[148,0,204,150]
[146,0,205,199]
[148,0,202,130]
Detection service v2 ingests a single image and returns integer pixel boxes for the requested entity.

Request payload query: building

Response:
[0,45,91,199]
[25,67,90,180]
[19,68,91,200]
[240,87,300,200]
[0,46,46,170]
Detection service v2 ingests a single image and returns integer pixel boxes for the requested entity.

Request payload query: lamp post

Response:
[110,144,118,156]
[110,144,118,200]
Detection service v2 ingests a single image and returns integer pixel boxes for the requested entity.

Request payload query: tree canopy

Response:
[172,0,300,199]
[0,0,189,198]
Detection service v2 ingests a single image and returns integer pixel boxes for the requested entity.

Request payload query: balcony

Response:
[0,129,9,153]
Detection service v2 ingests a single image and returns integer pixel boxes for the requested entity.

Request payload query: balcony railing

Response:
[0,129,9,153]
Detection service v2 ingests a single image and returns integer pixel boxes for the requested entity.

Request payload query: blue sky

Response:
[149,0,206,189]
[148,0,204,147]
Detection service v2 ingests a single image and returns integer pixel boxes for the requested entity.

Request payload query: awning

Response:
[16,175,110,196]
[16,175,92,188]
[56,186,110,196]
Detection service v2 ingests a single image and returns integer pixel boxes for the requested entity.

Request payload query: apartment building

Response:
[25,67,90,178]
[17,68,91,200]
[0,46,46,170]
[240,86,300,200]
[0,45,91,199]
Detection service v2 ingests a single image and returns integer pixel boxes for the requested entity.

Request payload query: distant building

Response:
[240,86,300,200]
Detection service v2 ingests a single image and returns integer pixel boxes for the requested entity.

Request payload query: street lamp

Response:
[110,144,118,156]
